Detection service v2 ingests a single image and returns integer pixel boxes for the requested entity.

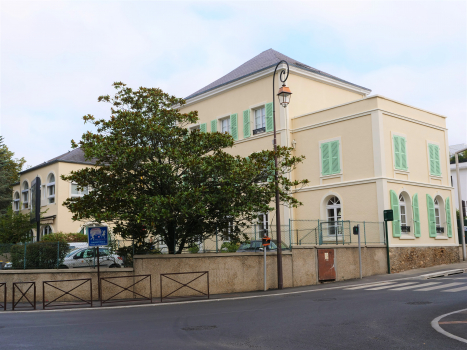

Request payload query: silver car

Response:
[62,247,123,268]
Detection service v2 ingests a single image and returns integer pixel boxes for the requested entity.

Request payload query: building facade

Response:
[178,49,458,263]
[12,148,97,240]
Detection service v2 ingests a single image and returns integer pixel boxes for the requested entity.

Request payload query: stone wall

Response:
[389,246,461,273]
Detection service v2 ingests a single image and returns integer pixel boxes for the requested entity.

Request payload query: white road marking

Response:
[389,282,440,290]
[432,308,467,344]
[413,282,464,291]
[365,282,418,290]
[344,282,396,290]
[442,285,467,292]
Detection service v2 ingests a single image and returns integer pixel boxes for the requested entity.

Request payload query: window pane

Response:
[49,174,55,183]
[71,184,79,195]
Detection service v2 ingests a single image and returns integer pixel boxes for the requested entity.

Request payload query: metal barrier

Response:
[160,271,209,303]
[12,282,36,310]
[0,283,5,311]
[42,278,92,310]
[100,275,152,306]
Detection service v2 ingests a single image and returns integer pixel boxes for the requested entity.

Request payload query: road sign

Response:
[262,236,271,247]
[384,210,394,222]
[87,227,108,247]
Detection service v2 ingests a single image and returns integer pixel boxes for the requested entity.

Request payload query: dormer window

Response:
[47,173,55,204]
[22,181,29,209]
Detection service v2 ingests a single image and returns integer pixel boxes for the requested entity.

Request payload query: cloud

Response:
[1,0,465,168]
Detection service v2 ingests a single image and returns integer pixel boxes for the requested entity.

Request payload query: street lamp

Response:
[272,60,292,290]
[455,146,467,261]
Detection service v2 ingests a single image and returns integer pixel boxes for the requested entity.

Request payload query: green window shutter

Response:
[434,145,441,176]
[390,190,401,237]
[429,144,436,175]
[200,123,207,133]
[265,102,273,132]
[426,194,436,237]
[412,193,420,237]
[400,137,408,170]
[330,140,340,174]
[243,110,251,138]
[393,136,401,169]
[321,142,331,176]
[230,114,238,141]
[211,119,217,132]
[445,197,452,238]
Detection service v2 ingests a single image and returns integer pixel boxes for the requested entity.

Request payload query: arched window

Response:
[326,196,342,236]
[13,191,20,211]
[22,181,29,209]
[47,173,55,204]
[42,225,53,237]
[433,197,446,235]
[398,192,412,233]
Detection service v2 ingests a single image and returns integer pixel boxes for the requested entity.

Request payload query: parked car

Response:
[62,247,123,268]
[237,240,288,252]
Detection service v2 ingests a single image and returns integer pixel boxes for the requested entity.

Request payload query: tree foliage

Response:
[0,206,35,243]
[62,83,308,253]
[0,136,27,215]
[450,150,467,164]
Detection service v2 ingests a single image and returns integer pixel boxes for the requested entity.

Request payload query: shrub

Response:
[41,232,88,243]
[221,242,239,252]
[188,245,199,254]
[10,241,70,269]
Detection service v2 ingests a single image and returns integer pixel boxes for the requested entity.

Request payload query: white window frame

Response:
[70,182,89,198]
[318,136,343,182]
[219,116,231,135]
[257,213,269,237]
[47,173,56,204]
[398,190,414,237]
[326,196,342,237]
[41,225,53,238]
[189,125,201,132]
[391,131,410,175]
[253,106,266,132]
[21,181,29,209]
[13,191,20,211]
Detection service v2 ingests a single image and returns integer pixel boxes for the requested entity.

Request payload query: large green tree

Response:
[0,206,35,243]
[0,136,27,215]
[62,83,308,253]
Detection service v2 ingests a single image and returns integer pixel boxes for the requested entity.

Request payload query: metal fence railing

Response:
[0,220,386,269]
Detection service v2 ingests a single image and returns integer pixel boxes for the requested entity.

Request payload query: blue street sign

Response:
[87,227,108,247]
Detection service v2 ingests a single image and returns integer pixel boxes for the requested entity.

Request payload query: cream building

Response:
[12,148,97,241]
[179,49,458,263]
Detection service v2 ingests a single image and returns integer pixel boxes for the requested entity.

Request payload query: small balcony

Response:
[253,127,266,135]
[436,226,445,234]
[401,225,411,233]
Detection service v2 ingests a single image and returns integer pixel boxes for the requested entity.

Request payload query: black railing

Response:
[160,271,209,303]
[253,127,266,135]
[0,283,5,311]
[100,275,152,306]
[401,225,411,233]
[12,282,36,310]
[436,227,445,234]
[43,278,92,310]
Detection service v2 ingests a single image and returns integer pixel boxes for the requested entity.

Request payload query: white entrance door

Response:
[326,197,342,236]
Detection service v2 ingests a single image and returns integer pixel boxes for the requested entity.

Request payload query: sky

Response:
[1,0,466,168]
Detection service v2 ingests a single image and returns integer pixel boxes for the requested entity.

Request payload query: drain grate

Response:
[406,301,432,305]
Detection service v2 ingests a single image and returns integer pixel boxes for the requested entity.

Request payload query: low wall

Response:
[134,246,387,298]
[0,268,134,303]
[389,246,461,273]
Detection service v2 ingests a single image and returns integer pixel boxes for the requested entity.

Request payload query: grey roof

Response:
[20,148,97,175]
[185,49,371,100]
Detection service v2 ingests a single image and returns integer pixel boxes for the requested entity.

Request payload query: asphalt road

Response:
[2,273,467,349]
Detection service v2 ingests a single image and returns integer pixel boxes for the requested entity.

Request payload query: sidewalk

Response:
[4,261,467,312]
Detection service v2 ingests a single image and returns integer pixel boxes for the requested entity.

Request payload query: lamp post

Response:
[272,60,292,289]
[455,146,467,260]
